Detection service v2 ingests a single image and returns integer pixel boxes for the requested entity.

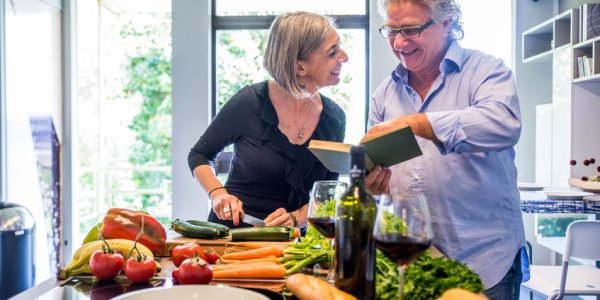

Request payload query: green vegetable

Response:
[278,226,328,275]
[171,219,220,239]
[313,198,336,217]
[230,226,293,241]
[186,219,230,237]
[375,251,485,300]
[382,211,407,235]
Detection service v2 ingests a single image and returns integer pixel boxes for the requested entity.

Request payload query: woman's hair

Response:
[377,0,464,41]
[263,11,338,99]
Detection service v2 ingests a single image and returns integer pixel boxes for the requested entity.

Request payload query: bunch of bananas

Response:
[58,239,158,280]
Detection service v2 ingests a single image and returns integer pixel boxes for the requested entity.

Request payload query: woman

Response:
[188,11,348,228]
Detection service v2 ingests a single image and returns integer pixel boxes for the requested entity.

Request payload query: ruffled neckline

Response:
[251,81,343,202]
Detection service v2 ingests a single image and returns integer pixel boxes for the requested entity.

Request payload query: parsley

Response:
[376,251,484,300]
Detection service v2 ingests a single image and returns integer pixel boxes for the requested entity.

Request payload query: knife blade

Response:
[242,213,265,226]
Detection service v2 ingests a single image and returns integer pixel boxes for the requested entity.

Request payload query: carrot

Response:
[292,227,300,238]
[234,241,291,249]
[221,245,285,260]
[220,256,279,265]
[212,262,287,279]
[211,262,275,271]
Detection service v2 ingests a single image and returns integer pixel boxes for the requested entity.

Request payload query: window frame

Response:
[210,0,370,123]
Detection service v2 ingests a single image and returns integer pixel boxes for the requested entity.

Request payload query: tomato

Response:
[89,250,124,280]
[171,242,205,267]
[125,253,157,283]
[171,254,213,285]
[204,250,219,264]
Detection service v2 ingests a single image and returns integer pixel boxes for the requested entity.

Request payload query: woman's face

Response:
[298,30,349,92]
[385,1,449,75]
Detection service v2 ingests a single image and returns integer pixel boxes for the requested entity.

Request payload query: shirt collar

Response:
[391,40,464,83]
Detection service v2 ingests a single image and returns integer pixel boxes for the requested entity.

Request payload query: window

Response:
[4,0,62,282]
[212,0,369,145]
[73,0,172,244]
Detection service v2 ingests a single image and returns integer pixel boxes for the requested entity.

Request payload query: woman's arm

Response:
[192,164,244,225]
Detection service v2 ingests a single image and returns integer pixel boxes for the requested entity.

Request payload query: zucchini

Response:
[171,219,220,239]
[186,219,230,238]
[230,226,293,241]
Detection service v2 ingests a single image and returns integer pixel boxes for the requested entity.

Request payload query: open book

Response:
[308,126,423,173]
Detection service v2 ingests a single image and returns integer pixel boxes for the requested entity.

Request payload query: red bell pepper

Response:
[101,208,167,255]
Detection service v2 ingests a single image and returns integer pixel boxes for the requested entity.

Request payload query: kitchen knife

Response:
[242,213,265,226]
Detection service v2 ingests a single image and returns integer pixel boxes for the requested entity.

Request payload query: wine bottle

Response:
[335,145,377,300]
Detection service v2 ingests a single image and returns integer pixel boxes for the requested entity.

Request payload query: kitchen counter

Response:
[10,257,286,300]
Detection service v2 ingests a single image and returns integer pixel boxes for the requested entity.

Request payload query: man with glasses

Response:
[363,0,528,299]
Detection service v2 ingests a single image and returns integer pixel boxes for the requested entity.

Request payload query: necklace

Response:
[284,97,315,141]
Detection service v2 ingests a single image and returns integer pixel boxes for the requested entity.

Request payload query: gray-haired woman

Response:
[188,11,348,230]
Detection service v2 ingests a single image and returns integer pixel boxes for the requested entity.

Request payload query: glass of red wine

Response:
[373,192,433,300]
[307,180,348,284]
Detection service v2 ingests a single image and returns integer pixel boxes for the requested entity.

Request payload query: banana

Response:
[81,222,103,245]
[58,239,156,279]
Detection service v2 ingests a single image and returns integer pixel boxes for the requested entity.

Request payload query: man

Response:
[364,0,528,299]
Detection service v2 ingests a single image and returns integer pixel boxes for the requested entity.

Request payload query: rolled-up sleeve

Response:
[426,59,521,154]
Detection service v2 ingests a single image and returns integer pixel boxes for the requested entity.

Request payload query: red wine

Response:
[308,217,335,238]
[335,146,376,300]
[374,234,431,266]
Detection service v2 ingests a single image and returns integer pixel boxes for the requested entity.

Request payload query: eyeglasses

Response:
[379,20,435,39]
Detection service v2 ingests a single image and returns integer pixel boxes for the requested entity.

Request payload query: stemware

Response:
[306,180,348,284]
[373,192,433,300]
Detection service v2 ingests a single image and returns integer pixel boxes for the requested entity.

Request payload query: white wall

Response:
[171,0,212,220]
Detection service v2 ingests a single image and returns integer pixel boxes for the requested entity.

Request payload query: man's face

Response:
[384,1,449,75]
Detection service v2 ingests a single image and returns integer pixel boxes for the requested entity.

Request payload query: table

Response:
[520,190,599,267]
[520,191,600,214]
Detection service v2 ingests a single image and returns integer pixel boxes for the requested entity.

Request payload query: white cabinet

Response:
[523,7,600,187]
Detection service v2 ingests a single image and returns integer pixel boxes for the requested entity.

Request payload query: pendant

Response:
[298,132,304,139]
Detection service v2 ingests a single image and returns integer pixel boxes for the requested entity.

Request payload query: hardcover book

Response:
[308,126,423,173]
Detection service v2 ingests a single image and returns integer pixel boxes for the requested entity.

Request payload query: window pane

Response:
[215,0,366,16]
[215,29,365,144]
[74,0,172,243]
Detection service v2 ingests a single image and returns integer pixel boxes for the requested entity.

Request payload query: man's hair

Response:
[377,0,464,41]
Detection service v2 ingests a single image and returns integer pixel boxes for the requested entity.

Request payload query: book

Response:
[308,126,423,173]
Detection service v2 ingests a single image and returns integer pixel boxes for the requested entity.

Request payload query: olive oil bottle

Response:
[335,145,376,300]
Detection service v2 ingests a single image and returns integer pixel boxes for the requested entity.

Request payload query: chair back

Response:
[563,220,600,262]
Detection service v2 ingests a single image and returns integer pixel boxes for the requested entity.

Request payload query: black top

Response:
[188,81,346,227]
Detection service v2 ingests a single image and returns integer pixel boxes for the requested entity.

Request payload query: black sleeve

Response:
[325,105,346,180]
[187,86,254,174]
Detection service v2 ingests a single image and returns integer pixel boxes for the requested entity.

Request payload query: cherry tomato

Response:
[125,253,157,283]
[171,254,213,285]
[89,249,124,280]
[204,250,219,264]
[171,242,205,267]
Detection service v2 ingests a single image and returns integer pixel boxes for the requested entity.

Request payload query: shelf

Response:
[573,35,600,49]
[573,72,600,83]
[523,49,553,64]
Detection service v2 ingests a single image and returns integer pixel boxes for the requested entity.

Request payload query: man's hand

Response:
[365,166,391,195]
[364,113,439,143]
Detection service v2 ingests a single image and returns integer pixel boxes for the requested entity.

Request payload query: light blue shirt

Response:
[370,41,528,288]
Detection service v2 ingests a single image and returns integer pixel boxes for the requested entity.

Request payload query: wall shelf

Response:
[523,5,600,187]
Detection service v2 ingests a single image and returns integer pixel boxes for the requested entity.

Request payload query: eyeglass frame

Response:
[378,19,435,39]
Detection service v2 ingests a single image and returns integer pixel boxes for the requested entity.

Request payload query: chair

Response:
[521,220,600,300]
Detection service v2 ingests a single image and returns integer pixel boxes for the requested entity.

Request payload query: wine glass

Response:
[307,180,348,284]
[373,192,433,300]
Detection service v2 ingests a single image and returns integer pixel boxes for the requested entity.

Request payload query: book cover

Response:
[308,126,423,173]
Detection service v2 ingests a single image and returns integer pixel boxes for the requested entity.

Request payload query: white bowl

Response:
[112,285,269,300]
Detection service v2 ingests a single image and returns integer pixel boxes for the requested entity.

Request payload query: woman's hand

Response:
[211,190,244,225]
[365,166,391,195]
[264,208,296,227]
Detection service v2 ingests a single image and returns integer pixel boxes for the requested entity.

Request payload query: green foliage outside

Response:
[119,15,172,217]
[537,216,586,237]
